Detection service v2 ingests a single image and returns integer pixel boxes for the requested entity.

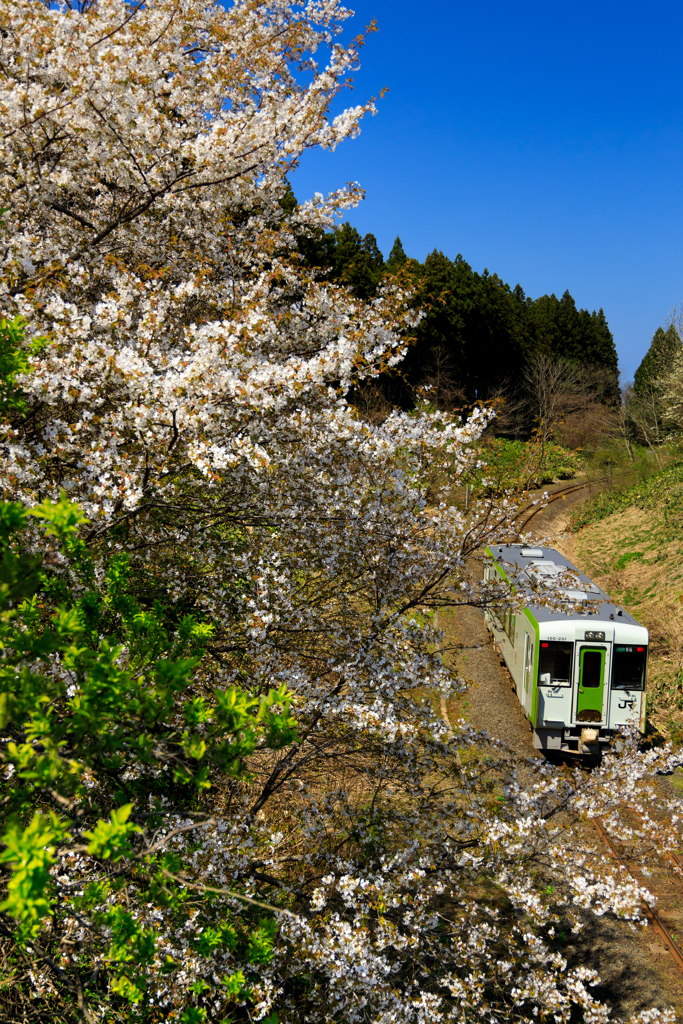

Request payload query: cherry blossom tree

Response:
[1,2,682,1023]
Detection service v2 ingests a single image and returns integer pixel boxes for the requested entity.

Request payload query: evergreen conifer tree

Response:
[361,232,385,273]
[332,223,385,298]
[634,324,682,394]
[299,224,621,410]
[278,179,298,216]
[386,235,408,271]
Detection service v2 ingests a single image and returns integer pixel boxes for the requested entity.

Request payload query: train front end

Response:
[535,621,648,756]
[484,545,648,758]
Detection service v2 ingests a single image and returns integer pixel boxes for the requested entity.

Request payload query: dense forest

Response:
[291,199,620,410]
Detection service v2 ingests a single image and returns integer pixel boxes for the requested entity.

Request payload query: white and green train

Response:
[483,544,647,756]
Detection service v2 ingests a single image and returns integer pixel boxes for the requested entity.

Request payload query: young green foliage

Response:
[0,484,297,1017]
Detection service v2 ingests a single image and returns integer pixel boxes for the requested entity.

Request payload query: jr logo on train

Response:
[483,545,647,757]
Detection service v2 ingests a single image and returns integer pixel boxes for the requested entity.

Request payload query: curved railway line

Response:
[511,469,638,536]
[457,470,683,982]
[493,475,683,973]
[592,814,683,973]
[514,479,594,535]
[511,481,683,972]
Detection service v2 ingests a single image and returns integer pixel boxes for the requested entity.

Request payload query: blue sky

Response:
[290,0,683,379]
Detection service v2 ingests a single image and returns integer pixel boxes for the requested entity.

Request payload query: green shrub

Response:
[478,439,580,492]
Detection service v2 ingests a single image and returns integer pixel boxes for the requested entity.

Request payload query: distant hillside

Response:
[391,246,618,408]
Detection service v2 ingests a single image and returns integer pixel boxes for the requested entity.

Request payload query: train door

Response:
[523,632,534,712]
[575,645,607,722]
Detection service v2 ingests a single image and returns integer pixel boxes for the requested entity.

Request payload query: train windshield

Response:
[612,645,647,690]
[538,641,573,686]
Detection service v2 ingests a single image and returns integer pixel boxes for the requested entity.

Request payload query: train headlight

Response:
[584,631,605,641]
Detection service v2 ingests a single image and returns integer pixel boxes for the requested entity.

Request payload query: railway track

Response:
[511,471,634,537]
[469,469,683,975]
[592,812,683,972]
[514,480,592,535]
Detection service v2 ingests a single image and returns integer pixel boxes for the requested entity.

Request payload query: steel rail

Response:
[514,480,593,535]
[625,804,683,877]
[513,471,636,536]
[593,815,683,972]
[511,484,586,540]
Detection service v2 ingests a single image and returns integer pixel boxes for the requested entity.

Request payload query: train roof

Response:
[487,543,644,628]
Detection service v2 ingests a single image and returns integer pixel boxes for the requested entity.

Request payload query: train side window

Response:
[494,607,515,640]
[612,645,646,690]
[538,641,573,687]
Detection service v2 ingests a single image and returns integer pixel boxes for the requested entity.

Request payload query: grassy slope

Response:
[560,467,683,744]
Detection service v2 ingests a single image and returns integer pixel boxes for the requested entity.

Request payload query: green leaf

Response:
[221,969,249,999]
[182,733,207,761]
[83,804,142,861]
[180,1009,208,1024]
[110,973,147,1003]
[104,905,156,965]
[28,490,90,539]
[0,812,71,938]
[247,917,278,964]
[0,317,31,414]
